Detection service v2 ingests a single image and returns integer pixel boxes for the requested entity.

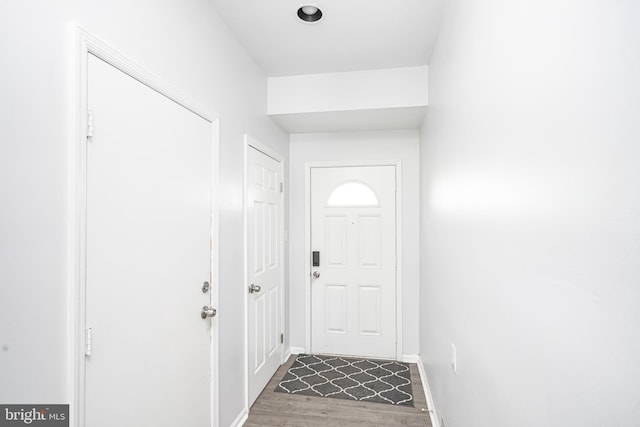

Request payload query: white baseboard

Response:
[282,348,292,363]
[290,346,306,355]
[229,409,248,427]
[416,356,440,427]
[403,354,421,363]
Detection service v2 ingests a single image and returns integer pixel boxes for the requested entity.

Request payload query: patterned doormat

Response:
[275,354,414,407]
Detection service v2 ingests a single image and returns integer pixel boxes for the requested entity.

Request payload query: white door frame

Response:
[243,135,286,413]
[68,26,220,427]
[304,160,403,360]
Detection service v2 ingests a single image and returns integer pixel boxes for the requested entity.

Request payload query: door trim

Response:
[304,160,403,360]
[68,26,220,427]
[243,134,286,414]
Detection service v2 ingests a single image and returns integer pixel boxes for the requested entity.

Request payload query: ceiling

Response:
[211,0,448,77]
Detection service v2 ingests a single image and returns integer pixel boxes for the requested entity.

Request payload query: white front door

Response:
[247,144,283,406]
[84,54,213,426]
[310,166,397,359]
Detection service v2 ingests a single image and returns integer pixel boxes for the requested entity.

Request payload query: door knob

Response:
[313,271,320,279]
[249,284,262,294]
[201,306,217,319]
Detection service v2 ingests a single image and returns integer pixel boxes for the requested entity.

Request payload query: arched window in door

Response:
[326,181,379,207]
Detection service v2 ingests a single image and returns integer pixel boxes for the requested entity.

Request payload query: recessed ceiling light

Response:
[297,4,322,23]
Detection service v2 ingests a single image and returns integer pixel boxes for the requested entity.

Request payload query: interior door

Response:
[310,165,397,359]
[85,54,213,426]
[247,145,283,406]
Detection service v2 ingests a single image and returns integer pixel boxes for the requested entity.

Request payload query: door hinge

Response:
[280,333,284,344]
[85,327,93,357]
[280,182,284,193]
[87,110,94,138]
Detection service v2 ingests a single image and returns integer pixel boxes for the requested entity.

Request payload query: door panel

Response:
[359,216,381,267]
[85,54,212,426]
[359,286,381,335]
[326,216,348,266]
[325,285,347,333]
[247,145,283,406]
[311,166,396,359]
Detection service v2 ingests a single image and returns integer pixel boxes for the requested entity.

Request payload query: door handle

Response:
[201,306,217,319]
[313,271,320,279]
[249,284,262,294]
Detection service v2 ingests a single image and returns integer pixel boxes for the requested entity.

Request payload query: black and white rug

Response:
[275,354,414,407]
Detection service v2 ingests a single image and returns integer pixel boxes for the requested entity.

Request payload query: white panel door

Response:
[247,145,283,406]
[85,54,213,426]
[311,166,396,359]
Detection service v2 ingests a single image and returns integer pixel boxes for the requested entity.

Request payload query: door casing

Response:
[68,26,220,427]
[304,160,404,360]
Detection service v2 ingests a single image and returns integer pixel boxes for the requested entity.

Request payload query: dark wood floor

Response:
[244,355,433,427]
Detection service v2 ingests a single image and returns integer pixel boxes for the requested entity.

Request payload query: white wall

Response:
[268,67,429,134]
[289,130,420,358]
[268,67,428,114]
[0,1,288,426]
[419,0,640,426]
